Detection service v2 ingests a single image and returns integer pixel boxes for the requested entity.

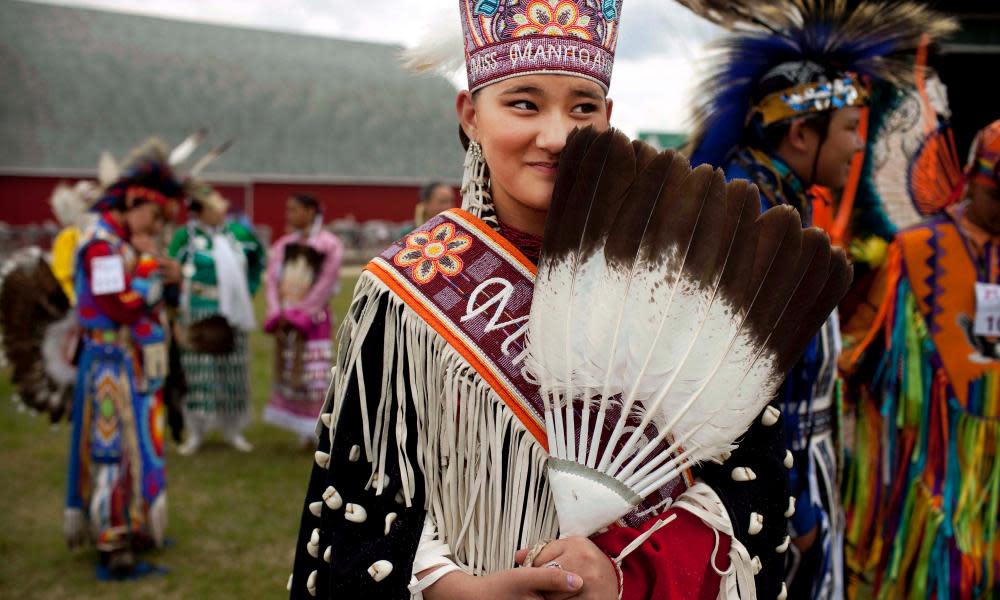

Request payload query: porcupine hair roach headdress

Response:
[677,0,957,169]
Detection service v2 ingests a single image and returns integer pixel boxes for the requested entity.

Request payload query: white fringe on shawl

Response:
[323,271,559,576]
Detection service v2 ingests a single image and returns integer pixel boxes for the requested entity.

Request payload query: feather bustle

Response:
[0,250,75,422]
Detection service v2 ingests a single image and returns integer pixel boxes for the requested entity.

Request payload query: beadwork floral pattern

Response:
[513,0,593,40]
[393,223,473,284]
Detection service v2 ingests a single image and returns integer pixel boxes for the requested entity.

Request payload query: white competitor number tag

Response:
[974,282,1000,337]
[91,255,126,295]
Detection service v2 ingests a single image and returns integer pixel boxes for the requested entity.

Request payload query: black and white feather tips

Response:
[526,127,852,537]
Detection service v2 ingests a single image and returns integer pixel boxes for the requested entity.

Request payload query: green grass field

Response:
[0,274,359,599]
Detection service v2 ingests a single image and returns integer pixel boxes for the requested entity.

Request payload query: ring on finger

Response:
[544,561,562,570]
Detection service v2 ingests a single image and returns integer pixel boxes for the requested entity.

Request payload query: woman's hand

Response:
[423,566,584,599]
[515,537,619,600]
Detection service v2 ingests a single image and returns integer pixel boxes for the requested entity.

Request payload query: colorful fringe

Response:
[844,273,1000,599]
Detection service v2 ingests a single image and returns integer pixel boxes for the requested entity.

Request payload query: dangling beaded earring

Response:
[461,140,499,228]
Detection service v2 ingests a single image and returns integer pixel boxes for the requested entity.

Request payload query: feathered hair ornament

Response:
[527,127,852,537]
[678,0,957,168]
[92,129,229,214]
[93,137,185,212]
[182,139,235,214]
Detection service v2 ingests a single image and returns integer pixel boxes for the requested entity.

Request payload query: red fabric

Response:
[83,241,144,325]
[591,508,731,600]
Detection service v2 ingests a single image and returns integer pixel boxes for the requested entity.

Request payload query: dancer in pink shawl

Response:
[263,195,343,444]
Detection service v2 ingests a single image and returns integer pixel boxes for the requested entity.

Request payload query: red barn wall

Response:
[0,175,92,225]
[0,175,426,236]
[251,182,419,237]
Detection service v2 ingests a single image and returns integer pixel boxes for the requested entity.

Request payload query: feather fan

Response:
[527,128,852,536]
[679,0,958,168]
[0,248,76,422]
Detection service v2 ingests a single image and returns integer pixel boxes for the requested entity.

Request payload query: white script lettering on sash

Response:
[460,277,530,365]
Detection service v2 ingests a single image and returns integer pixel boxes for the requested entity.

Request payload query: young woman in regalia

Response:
[65,139,185,577]
[286,2,850,598]
[263,195,344,446]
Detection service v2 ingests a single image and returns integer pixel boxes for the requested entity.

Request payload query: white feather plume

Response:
[168,127,208,167]
[400,4,466,79]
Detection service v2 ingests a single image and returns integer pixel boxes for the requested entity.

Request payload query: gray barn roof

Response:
[0,1,464,181]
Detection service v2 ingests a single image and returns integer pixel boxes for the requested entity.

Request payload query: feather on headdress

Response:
[93,130,227,213]
[93,137,184,212]
[527,127,852,537]
[680,0,958,168]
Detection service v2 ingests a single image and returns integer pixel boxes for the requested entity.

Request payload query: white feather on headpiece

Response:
[399,5,466,80]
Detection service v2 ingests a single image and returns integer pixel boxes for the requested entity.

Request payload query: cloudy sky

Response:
[28,0,721,136]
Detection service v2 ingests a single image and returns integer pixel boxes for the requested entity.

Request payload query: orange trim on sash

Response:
[367,209,548,449]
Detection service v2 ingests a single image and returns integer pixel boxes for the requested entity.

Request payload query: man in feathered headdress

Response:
[66,138,185,578]
[678,1,956,597]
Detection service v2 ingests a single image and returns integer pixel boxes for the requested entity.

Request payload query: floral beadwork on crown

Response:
[461,0,624,92]
[393,222,473,284]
